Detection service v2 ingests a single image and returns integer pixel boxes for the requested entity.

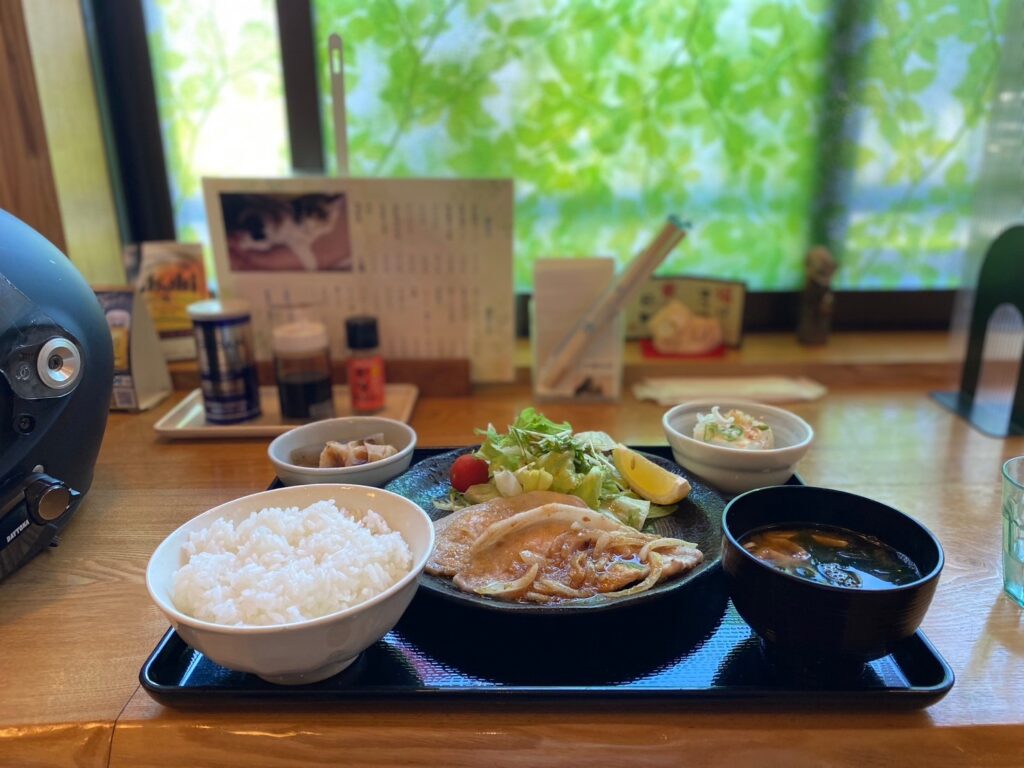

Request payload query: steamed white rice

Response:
[172,500,412,626]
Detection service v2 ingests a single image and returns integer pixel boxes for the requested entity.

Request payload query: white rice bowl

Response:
[171,500,413,626]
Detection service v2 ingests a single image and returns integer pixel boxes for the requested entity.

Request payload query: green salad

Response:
[437,408,676,530]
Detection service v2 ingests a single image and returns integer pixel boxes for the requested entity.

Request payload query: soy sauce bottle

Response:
[272,308,335,422]
[345,316,385,414]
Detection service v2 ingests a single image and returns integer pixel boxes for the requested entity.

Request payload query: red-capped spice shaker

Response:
[345,316,385,413]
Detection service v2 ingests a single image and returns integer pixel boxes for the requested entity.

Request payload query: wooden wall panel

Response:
[22,0,124,284]
[0,0,65,251]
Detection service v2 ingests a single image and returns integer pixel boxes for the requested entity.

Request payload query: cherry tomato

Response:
[450,454,490,493]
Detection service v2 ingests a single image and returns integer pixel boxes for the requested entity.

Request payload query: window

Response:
[314,0,832,290]
[130,0,1011,294]
[836,1,1006,288]
[143,0,290,276]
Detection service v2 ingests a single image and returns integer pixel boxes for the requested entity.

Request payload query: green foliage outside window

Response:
[144,0,289,274]
[313,0,1006,290]
[314,0,831,289]
[145,0,1006,291]
[836,0,1005,288]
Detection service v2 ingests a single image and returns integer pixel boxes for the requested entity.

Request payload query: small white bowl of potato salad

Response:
[662,399,814,494]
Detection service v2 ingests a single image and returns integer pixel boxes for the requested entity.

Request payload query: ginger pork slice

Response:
[426,491,586,577]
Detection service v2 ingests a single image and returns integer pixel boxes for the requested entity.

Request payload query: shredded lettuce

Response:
[494,469,523,497]
[602,495,650,529]
[646,503,677,520]
[514,466,554,492]
[435,408,679,530]
[463,483,501,504]
[573,466,605,509]
[575,431,618,453]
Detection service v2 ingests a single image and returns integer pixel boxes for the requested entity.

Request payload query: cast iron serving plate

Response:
[383,447,725,614]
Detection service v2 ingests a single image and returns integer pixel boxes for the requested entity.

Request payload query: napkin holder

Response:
[531,258,623,401]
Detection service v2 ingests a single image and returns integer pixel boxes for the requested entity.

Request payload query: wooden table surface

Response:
[2,335,1023,767]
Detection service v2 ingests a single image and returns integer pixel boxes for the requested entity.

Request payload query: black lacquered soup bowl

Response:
[722,485,944,663]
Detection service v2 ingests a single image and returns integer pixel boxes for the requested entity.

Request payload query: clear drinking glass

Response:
[1002,457,1024,606]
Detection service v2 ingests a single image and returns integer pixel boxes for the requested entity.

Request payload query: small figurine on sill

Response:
[797,246,837,346]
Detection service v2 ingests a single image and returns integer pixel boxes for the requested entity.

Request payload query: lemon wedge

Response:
[613,445,692,505]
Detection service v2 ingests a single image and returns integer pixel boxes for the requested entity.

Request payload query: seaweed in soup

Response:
[740,524,921,589]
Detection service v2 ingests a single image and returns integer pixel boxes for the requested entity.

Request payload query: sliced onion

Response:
[593,531,612,557]
[524,591,556,603]
[608,553,664,597]
[533,578,590,598]
[639,536,696,561]
[471,563,539,600]
[519,550,548,567]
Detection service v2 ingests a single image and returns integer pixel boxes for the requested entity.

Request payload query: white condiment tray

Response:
[153,384,418,439]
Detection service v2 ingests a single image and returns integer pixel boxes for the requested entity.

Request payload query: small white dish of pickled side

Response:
[662,399,814,494]
[268,416,416,487]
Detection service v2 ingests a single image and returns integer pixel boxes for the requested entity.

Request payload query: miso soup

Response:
[740,524,921,589]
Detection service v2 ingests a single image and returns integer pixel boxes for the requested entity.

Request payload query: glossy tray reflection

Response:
[140,447,954,708]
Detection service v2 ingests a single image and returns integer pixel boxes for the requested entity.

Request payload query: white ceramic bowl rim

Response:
[146,483,434,635]
[267,417,416,476]
[662,398,814,456]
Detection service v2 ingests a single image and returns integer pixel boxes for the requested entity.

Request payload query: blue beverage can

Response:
[187,299,261,424]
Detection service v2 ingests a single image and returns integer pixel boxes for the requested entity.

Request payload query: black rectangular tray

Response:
[141,446,954,708]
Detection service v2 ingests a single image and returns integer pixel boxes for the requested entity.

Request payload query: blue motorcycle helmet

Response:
[0,210,113,579]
